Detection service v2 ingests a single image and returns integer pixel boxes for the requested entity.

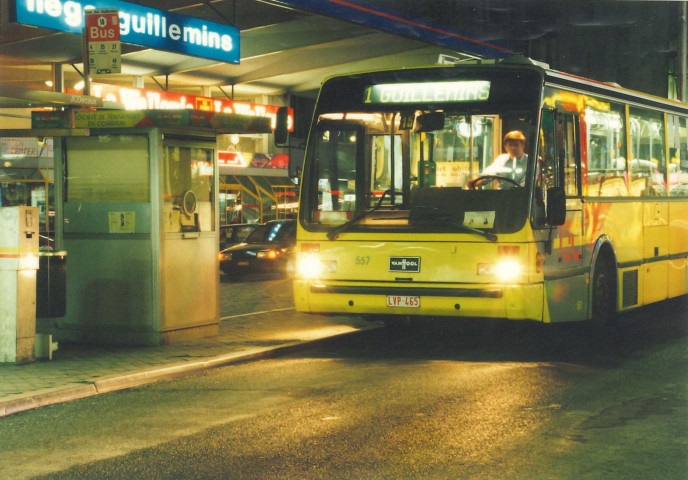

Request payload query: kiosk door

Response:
[160,139,219,342]
[61,133,156,343]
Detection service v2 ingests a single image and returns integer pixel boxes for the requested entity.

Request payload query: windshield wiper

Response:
[327,192,498,242]
[327,189,393,240]
[447,223,498,242]
[409,206,498,242]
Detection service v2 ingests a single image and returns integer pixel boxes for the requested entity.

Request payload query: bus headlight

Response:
[495,259,521,281]
[296,254,336,279]
[477,259,521,282]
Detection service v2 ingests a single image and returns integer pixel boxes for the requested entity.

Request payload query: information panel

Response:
[14,0,240,63]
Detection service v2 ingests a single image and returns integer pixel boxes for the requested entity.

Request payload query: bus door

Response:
[535,109,586,322]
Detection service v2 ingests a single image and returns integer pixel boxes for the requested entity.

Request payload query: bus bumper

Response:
[294,280,544,322]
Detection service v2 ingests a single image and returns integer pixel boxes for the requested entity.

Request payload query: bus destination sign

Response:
[364,81,491,104]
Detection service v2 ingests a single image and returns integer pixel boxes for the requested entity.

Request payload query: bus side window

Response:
[585,103,628,197]
[629,108,666,197]
[557,113,580,196]
[668,115,688,196]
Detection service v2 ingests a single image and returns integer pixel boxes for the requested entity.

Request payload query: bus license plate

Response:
[386,295,420,308]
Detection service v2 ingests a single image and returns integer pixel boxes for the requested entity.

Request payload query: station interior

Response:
[0,0,684,352]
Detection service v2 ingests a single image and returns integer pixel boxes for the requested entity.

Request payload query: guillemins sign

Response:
[14,0,240,63]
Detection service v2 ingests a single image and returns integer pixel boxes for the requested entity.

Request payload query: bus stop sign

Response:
[85,9,121,74]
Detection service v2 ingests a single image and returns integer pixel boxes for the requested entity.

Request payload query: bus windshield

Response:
[301,67,542,237]
[304,108,536,236]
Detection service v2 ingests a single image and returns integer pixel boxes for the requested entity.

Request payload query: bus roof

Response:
[543,68,688,115]
[469,55,687,113]
[317,55,688,116]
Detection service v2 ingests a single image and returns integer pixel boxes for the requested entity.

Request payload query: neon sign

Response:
[86,83,293,131]
[14,0,239,63]
[364,81,491,104]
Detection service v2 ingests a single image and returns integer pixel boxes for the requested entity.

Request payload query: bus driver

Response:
[483,130,528,184]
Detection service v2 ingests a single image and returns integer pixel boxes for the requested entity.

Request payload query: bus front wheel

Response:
[591,253,617,331]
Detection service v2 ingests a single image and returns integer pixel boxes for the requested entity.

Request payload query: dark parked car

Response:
[220,223,259,250]
[219,220,296,279]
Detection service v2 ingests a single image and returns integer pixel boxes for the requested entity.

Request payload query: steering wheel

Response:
[468,175,521,190]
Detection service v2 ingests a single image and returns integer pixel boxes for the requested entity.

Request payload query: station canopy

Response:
[0,0,492,106]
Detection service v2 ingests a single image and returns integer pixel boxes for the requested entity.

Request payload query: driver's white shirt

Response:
[483,153,528,183]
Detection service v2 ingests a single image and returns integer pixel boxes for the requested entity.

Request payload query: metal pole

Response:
[82,27,90,96]
[681,2,687,102]
[51,63,64,93]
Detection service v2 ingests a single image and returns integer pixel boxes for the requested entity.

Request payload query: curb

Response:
[0,325,377,418]
[1,384,97,418]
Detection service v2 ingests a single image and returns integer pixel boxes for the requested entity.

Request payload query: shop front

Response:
[85,83,298,225]
[219,169,297,225]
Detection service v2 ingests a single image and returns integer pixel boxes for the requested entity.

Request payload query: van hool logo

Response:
[389,256,420,273]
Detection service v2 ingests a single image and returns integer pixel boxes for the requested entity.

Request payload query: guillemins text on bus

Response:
[364,81,491,104]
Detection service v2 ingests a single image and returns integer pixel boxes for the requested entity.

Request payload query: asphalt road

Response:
[220,272,295,314]
[1,278,686,480]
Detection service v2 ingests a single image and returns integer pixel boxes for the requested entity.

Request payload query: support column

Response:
[52,63,64,93]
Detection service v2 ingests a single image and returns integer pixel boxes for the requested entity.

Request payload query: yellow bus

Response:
[292,56,688,328]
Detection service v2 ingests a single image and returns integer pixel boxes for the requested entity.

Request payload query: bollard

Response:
[36,251,67,317]
[0,206,40,364]
[35,333,58,360]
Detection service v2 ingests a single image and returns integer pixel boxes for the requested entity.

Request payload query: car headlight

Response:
[257,249,279,259]
[219,252,232,261]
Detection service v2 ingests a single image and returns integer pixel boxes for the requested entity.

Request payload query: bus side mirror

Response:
[274,107,289,147]
[546,186,566,226]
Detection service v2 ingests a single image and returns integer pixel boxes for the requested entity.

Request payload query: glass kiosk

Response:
[37,109,271,345]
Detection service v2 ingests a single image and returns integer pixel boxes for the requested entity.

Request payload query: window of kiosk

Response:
[65,135,149,235]
[163,145,214,233]
[66,136,150,203]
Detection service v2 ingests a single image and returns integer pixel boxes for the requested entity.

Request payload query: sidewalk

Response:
[0,307,380,418]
